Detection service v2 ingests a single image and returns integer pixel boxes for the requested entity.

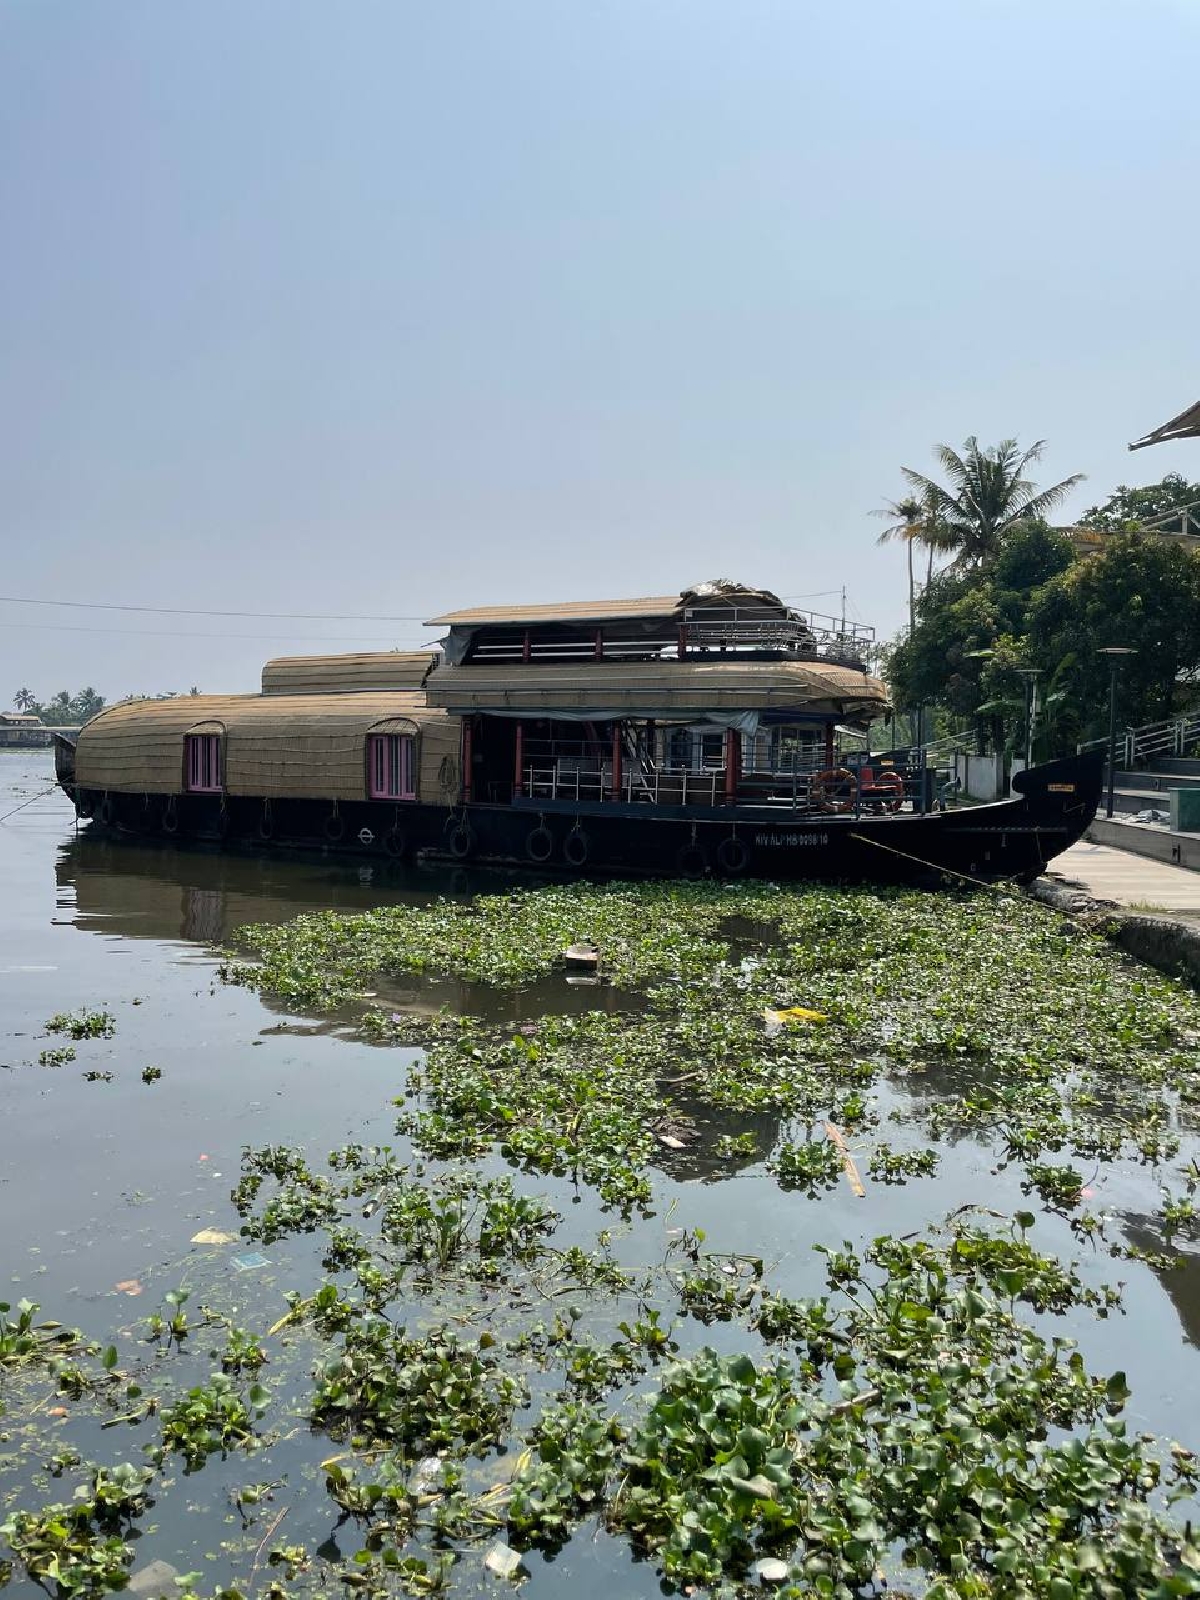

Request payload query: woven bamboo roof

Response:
[261,651,436,694]
[82,690,437,738]
[425,658,888,718]
[1130,398,1200,450]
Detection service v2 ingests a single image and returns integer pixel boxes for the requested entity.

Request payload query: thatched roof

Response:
[1130,398,1200,451]
[424,658,888,719]
[75,691,459,803]
[261,651,436,694]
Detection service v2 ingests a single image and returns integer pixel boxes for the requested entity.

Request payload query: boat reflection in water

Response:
[54,833,637,1027]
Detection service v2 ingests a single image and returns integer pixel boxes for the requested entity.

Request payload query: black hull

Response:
[62,752,1102,888]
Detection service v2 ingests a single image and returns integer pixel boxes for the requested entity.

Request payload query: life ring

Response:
[259,800,274,840]
[449,822,473,860]
[98,794,114,827]
[526,825,554,864]
[811,767,856,814]
[676,843,708,879]
[863,770,905,814]
[161,797,179,835]
[383,828,405,858]
[563,829,589,869]
[358,826,375,847]
[716,835,749,876]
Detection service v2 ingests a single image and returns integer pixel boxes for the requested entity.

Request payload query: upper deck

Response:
[427,581,875,671]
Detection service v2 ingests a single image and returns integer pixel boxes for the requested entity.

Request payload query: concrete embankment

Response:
[1033,839,1200,989]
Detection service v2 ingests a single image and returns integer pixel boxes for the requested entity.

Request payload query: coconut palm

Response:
[902,437,1084,568]
[13,687,36,713]
[872,496,925,633]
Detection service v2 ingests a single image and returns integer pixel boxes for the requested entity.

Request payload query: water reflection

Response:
[56,833,492,943]
[1119,1211,1200,1351]
[55,832,639,1024]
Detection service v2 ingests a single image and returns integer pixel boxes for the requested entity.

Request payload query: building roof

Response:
[426,595,683,627]
[1130,398,1200,451]
[426,581,792,629]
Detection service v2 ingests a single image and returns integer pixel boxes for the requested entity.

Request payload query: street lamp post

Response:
[1097,647,1136,819]
[1016,669,1042,770]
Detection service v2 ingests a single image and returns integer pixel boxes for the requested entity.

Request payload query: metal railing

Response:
[521,758,922,816]
[466,604,876,667]
[1079,712,1200,769]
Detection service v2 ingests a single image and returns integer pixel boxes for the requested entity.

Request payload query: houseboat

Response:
[54,582,1102,884]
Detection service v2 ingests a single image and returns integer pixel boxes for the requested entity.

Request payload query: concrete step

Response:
[1110,789,1173,817]
[1147,757,1200,778]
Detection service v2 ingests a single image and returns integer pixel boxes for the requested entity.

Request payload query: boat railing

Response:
[681,604,875,665]
[465,604,876,667]
[520,755,923,815]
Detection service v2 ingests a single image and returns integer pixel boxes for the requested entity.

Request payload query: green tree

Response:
[902,437,1084,568]
[69,687,105,722]
[13,687,36,712]
[871,492,957,632]
[885,523,1078,754]
[871,496,923,634]
[1076,472,1200,534]
[1028,532,1200,745]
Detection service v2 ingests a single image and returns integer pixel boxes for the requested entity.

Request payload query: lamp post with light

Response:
[1097,647,1136,819]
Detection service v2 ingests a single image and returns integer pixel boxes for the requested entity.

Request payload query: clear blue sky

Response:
[2,0,1198,701]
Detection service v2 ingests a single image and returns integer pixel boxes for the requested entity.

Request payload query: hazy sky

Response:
[3,0,1198,703]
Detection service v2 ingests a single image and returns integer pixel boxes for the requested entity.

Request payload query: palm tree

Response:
[872,496,925,633]
[902,437,1084,568]
[13,687,36,713]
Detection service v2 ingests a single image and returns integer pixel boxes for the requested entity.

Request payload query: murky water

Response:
[3,750,1200,1596]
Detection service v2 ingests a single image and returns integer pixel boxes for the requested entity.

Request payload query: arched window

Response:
[184,721,225,793]
[367,719,418,800]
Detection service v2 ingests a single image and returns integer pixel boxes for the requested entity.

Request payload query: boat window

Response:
[185,733,223,793]
[368,733,416,800]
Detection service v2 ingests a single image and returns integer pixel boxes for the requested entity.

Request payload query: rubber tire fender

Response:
[716,835,749,876]
[676,843,708,879]
[526,825,554,863]
[563,829,589,869]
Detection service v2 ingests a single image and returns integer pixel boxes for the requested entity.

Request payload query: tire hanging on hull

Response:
[716,835,749,876]
[563,828,589,869]
[526,825,554,864]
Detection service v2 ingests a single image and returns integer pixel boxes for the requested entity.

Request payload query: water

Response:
[3,751,1200,1596]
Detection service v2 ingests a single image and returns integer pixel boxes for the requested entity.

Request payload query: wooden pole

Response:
[611,722,622,802]
[514,721,524,799]
[462,719,473,804]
